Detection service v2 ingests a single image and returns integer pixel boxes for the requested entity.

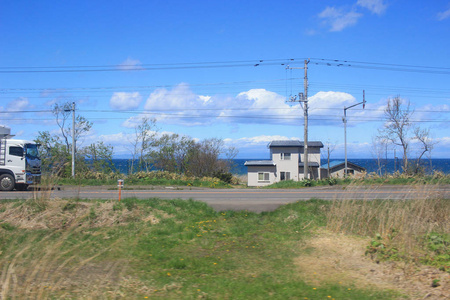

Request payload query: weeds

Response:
[51,170,238,188]
[326,183,450,272]
[0,198,394,299]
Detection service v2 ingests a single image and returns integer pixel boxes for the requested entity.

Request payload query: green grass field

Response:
[0,197,407,299]
[1,193,448,299]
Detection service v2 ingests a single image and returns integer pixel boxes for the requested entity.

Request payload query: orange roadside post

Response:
[117,179,124,202]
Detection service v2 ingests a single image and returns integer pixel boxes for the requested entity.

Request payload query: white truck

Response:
[0,126,41,191]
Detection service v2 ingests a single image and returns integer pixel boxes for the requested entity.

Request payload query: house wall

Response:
[299,167,320,180]
[247,165,277,187]
[320,165,365,178]
[300,147,321,165]
[270,147,300,182]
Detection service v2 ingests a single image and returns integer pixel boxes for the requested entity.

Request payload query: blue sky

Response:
[1,0,449,159]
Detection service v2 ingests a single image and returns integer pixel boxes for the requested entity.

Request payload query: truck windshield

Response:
[25,144,39,159]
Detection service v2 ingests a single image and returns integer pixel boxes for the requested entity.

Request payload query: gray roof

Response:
[244,160,276,166]
[320,161,365,170]
[268,140,323,148]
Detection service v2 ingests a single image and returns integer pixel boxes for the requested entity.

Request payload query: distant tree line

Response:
[36,103,236,181]
[128,117,237,180]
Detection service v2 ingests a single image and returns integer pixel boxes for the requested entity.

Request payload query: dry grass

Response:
[326,182,450,268]
[295,230,450,299]
[0,198,172,299]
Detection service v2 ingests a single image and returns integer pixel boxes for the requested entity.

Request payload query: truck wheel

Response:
[0,174,15,191]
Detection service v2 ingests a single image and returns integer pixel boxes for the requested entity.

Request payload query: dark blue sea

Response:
[111,158,450,175]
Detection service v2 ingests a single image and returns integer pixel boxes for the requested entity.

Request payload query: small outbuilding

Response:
[320,161,366,178]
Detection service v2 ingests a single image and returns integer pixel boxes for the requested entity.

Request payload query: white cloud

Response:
[7,98,29,111]
[140,84,300,126]
[121,114,157,128]
[122,84,381,128]
[437,8,450,21]
[117,57,143,71]
[318,6,363,32]
[144,82,198,110]
[309,91,356,113]
[226,135,297,146]
[110,92,143,110]
[356,0,387,15]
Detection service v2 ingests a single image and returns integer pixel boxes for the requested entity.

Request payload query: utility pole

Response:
[343,90,366,176]
[71,102,75,178]
[303,59,309,180]
[286,59,310,179]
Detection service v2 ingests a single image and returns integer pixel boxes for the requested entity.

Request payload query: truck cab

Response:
[0,138,41,191]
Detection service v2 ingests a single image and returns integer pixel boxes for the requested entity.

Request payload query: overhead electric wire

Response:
[2,114,448,123]
[0,58,302,74]
[2,106,450,114]
[1,56,449,74]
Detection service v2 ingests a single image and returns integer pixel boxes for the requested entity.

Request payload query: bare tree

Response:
[378,96,413,173]
[52,102,92,151]
[371,136,387,176]
[320,140,337,178]
[413,127,437,174]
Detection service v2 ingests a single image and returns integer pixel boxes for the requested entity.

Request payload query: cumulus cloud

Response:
[7,97,29,111]
[316,0,387,32]
[110,92,143,110]
[225,135,296,147]
[121,83,376,127]
[0,98,34,125]
[437,8,450,20]
[139,83,301,126]
[356,0,387,15]
[318,6,363,31]
[117,57,143,71]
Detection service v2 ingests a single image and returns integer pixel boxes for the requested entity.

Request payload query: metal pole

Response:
[344,110,348,176]
[303,60,309,180]
[343,90,366,177]
[72,102,75,178]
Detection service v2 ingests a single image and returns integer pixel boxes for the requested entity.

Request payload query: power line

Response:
[2,107,450,114]
[0,58,303,74]
[2,113,448,123]
[1,56,449,74]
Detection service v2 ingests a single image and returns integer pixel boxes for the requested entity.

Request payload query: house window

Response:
[281,153,291,160]
[258,172,270,182]
[280,172,290,181]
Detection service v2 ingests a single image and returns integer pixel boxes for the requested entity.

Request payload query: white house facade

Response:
[245,140,324,187]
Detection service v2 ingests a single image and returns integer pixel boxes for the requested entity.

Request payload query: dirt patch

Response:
[295,230,449,299]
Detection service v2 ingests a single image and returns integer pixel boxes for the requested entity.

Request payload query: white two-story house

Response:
[244,140,324,187]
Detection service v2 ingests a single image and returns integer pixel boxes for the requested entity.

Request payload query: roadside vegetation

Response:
[48,170,240,188]
[0,197,395,299]
[1,182,448,299]
[265,171,450,188]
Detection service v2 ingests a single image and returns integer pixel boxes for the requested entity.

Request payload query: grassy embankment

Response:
[265,172,450,188]
[51,170,237,188]
[49,169,450,189]
[1,183,448,299]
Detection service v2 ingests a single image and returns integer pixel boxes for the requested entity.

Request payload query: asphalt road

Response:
[1,185,449,212]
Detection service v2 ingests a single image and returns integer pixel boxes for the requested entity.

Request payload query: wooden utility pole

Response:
[303,60,309,180]
[286,59,310,179]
